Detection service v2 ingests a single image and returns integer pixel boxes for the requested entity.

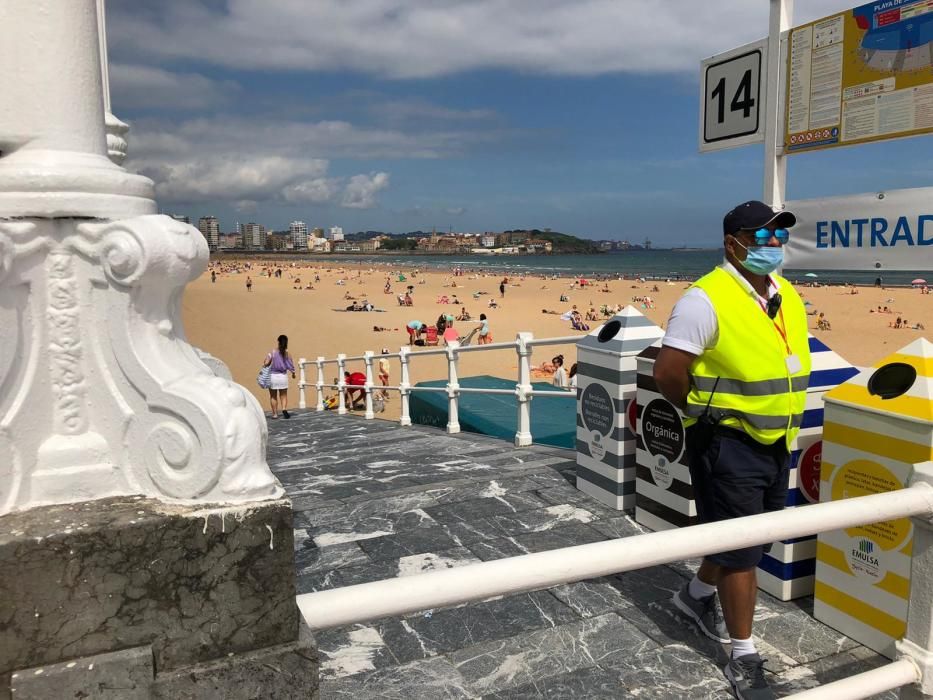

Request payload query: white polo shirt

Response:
[662,261,780,356]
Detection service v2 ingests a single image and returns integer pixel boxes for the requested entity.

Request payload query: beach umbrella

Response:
[805,273,818,278]
[912,278,927,285]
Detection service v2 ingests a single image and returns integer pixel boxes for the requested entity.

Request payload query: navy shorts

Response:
[686,425,790,569]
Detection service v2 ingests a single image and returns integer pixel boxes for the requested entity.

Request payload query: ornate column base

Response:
[0,214,282,514]
[0,495,317,699]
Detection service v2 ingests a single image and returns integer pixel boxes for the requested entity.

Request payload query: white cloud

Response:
[123,106,515,210]
[109,1,859,79]
[342,173,391,209]
[128,120,394,209]
[110,63,239,110]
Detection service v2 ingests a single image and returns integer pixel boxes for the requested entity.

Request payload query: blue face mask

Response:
[734,238,784,275]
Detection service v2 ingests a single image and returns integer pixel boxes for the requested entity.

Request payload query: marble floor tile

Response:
[489,503,597,535]
[449,613,657,696]
[294,540,370,575]
[309,507,438,547]
[506,521,609,554]
[549,579,632,618]
[609,565,688,607]
[319,655,473,699]
[588,514,651,540]
[769,645,893,697]
[425,492,553,523]
[480,665,624,699]
[357,524,462,561]
[315,624,399,679]
[607,644,732,698]
[467,536,529,562]
[753,608,860,667]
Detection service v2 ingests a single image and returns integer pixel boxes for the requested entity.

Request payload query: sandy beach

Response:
[181,258,932,417]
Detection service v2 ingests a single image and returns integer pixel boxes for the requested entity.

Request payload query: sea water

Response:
[283,250,926,286]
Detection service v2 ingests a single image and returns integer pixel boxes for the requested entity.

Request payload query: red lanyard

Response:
[755,280,791,355]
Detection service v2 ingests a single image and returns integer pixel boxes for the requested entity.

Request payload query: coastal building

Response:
[289,221,309,250]
[239,222,266,249]
[309,235,331,253]
[267,232,290,251]
[481,234,497,248]
[219,232,240,249]
[328,226,344,242]
[497,230,531,246]
[197,216,220,250]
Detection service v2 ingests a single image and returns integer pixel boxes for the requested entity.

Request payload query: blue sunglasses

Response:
[740,227,790,245]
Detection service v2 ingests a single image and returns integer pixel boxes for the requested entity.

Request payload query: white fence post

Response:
[446,339,461,434]
[298,357,307,409]
[363,350,375,420]
[399,346,412,426]
[896,461,933,699]
[336,354,347,415]
[514,332,534,447]
[315,357,325,412]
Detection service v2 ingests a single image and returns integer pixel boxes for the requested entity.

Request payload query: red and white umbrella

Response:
[911,278,927,285]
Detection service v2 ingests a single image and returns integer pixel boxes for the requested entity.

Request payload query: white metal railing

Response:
[295,465,933,699]
[298,332,581,446]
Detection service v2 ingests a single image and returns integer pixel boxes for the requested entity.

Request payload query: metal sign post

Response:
[764,0,794,208]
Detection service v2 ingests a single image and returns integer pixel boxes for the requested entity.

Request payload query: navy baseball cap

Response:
[723,200,796,237]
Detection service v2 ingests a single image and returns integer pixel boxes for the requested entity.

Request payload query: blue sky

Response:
[107,0,932,245]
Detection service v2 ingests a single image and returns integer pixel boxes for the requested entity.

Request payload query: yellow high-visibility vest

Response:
[683,266,811,448]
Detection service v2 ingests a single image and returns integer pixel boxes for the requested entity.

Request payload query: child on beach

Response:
[478,314,491,344]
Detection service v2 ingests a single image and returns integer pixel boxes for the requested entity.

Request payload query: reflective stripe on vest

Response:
[683,267,811,448]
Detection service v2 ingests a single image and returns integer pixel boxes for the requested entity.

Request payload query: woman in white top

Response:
[551,355,568,388]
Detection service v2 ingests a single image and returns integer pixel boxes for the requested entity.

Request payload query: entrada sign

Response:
[785,186,933,270]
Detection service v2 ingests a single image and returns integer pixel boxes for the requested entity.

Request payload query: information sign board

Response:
[785,0,933,153]
[785,186,933,270]
[700,39,768,152]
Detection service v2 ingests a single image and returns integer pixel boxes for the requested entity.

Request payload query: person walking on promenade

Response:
[264,334,296,419]
[653,200,810,700]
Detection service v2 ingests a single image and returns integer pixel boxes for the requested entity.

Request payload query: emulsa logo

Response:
[852,539,878,566]
[845,536,884,582]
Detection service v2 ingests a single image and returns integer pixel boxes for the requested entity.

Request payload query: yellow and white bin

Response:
[814,338,933,658]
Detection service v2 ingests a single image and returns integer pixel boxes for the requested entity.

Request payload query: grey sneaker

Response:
[672,583,729,643]
[724,652,774,699]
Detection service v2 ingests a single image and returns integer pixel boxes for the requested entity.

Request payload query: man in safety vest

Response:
[654,200,810,700]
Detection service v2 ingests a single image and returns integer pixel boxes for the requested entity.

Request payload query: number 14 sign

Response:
[699,39,768,153]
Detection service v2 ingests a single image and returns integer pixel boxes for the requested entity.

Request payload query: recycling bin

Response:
[575,306,664,510]
[814,338,933,657]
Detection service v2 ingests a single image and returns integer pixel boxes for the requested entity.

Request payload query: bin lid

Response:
[824,338,933,424]
[576,305,664,356]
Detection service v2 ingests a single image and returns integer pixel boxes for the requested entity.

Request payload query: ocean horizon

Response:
[215,249,928,286]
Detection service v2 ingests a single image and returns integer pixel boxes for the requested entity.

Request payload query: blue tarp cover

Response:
[410,375,575,449]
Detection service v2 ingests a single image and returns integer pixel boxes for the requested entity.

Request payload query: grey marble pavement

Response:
[269,410,895,699]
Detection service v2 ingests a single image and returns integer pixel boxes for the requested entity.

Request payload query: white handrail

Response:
[297,481,933,630]
[784,658,919,700]
[297,330,581,446]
